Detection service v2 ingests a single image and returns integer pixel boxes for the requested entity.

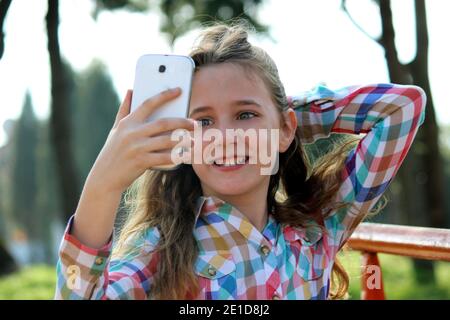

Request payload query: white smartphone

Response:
[131,54,195,121]
[130,54,195,170]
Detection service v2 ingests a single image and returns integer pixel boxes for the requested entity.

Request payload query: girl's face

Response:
[188,62,296,198]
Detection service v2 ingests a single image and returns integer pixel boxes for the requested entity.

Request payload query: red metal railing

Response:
[346,222,450,300]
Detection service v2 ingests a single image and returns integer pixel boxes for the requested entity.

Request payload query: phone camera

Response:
[159,65,166,73]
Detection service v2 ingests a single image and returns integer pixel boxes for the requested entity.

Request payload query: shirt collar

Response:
[193,195,322,246]
[194,195,279,246]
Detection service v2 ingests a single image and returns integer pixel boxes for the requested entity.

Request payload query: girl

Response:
[55,22,426,300]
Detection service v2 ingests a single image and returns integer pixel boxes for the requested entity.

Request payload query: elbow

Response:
[395,84,427,126]
[390,83,427,110]
[410,85,427,111]
[409,85,427,127]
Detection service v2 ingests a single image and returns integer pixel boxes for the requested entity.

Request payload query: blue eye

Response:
[238,112,257,120]
[198,118,212,127]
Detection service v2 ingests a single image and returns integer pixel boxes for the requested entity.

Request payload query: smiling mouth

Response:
[213,156,249,167]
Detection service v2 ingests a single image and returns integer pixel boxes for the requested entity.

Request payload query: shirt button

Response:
[207,267,217,277]
[94,257,104,265]
[272,293,281,300]
[260,245,270,256]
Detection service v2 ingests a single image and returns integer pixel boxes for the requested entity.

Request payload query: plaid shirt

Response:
[55,83,426,300]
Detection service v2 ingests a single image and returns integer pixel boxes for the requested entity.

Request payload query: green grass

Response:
[0,253,449,299]
[338,250,450,300]
[0,265,56,300]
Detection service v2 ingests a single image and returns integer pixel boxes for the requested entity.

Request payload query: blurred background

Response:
[0,0,449,299]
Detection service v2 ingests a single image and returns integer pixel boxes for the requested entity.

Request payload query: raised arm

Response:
[54,87,195,299]
[290,83,427,255]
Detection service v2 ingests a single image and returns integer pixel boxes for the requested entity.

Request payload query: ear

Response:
[279,108,297,153]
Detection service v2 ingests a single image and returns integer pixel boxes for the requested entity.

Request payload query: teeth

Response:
[215,156,247,166]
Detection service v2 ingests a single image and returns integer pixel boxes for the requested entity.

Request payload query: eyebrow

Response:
[189,99,262,117]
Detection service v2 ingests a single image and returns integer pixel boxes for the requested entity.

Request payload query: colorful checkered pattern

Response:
[55,83,426,300]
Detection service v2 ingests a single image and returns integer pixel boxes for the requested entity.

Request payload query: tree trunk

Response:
[46,0,80,223]
[0,240,17,276]
[377,0,447,284]
[409,0,446,229]
[0,0,12,59]
[1,0,19,275]
[408,0,446,283]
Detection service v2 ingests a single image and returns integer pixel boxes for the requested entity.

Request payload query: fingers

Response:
[113,90,132,129]
[137,117,197,138]
[143,151,177,168]
[137,133,192,153]
[131,87,182,123]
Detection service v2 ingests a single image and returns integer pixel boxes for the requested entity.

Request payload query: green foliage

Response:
[34,120,63,263]
[0,265,56,300]
[0,61,120,265]
[440,124,450,227]
[0,92,62,264]
[10,94,40,258]
[93,0,149,17]
[158,0,268,46]
[439,124,450,182]
[11,93,38,225]
[71,60,120,184]
[93,0,269,46]
[339,250,450,300]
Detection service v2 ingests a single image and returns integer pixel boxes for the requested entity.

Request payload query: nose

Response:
[213,121,250,158]
[190,118,244,165]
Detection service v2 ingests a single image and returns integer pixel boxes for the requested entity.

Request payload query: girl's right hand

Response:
[85,87,196,196]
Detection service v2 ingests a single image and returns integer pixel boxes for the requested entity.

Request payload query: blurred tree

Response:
[93,0,269,47]
[342,0,446,283]
[0,119,17,274]
[440,125,450,236]
[2,62,118,266]
[70,61,129,232]
[46,0,81,223]
[0,240,16,276]
[0,0,12,59]
[10,93,40,263]
[93,0,148,16]
[0,0,270,268]
[72,61,120,182]
[34,119,64,264]
[0,0,269,225]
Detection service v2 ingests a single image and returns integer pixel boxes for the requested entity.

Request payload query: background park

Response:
[0,0,449,299]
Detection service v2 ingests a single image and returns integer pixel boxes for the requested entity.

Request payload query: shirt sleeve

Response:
[290,83,427,256]
[54,216,160,300]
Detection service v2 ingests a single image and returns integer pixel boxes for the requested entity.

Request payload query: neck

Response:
[202,181,270,232]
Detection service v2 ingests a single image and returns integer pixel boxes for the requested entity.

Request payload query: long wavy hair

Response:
[113,20,383,300]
